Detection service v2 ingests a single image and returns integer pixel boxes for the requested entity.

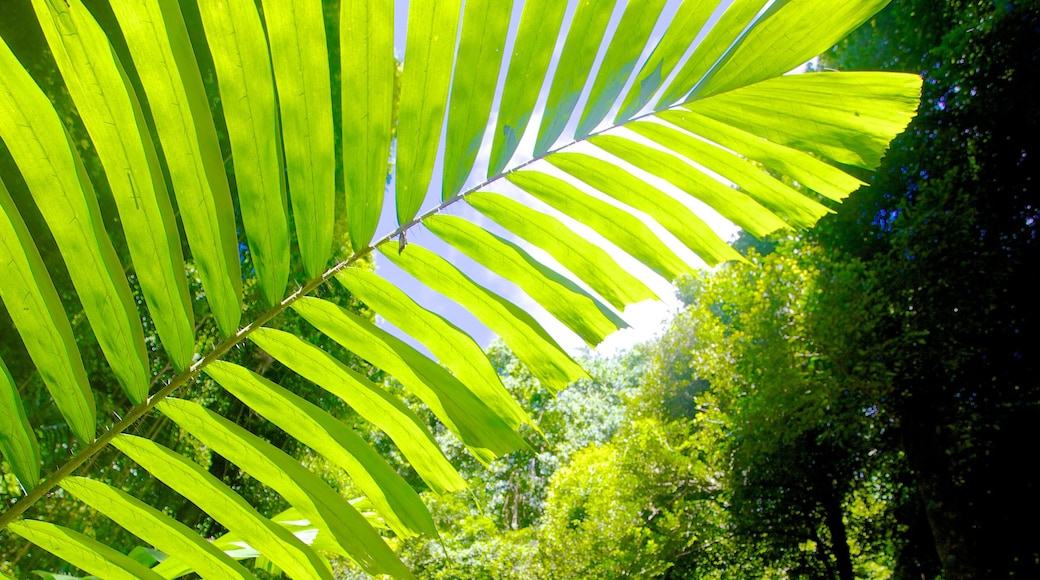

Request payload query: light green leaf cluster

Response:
[0,0,919,577]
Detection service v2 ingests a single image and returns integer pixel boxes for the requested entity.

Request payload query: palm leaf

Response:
[0,0,920,577]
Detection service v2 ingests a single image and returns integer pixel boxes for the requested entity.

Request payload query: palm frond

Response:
[0,0,920,577]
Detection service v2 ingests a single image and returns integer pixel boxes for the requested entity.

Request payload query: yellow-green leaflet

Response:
[336,269,532,433]
[259,0,335,279]
[691,0,891,100]
[198,0,289,306]
[590,134,789,238]
[684,72,923,169]
[109,0,242,337]
[249,327,466,494]
[0,355,40,489]
[0,177,93,444]
[545,152,743,267]
[657,110,864,202]
[30,0,194,369]
[60,477,255,580]
[616,0,718,121]
[396,0,463,224]
[8,520,164,580]
[442,0,513,197]
[424,215,627,345]
[575,0,668,138]
[487,0,569,176]
[154,507,358,577]
[381,243,587,393]
[628,121,831,229]
[659,0,773,105]
[534,0,619,156]
[0,35,148,405]
[466,191,660,309]
[292,296,526,464]
[157,398,409,578]
[341,0,394,251]
[112,434,333,580]
[204,360,436,539]
[507,171,694,280]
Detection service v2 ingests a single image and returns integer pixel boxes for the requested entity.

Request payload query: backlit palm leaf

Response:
[0,0,919,577]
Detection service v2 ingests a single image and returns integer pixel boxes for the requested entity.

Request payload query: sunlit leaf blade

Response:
[487,0,569,176]
[249,327,466,494]
[629,121,830,229]
[658,0,774,106]
[534,0,619,156]
[30,0,195,369]
[683,72,923,169]
[157,398,409,578]
[656,110,863,201]
[575,0,667,138]
[0,177,94,443]
[204,360,436,539]
[59,477,254,580]
[424,215,627,345]
[0,355,40,489]
[198,0,289,307]
[259,0,336,279]
[8,520,164,580]
[396,0,463,224]
[691,0,891,100]
[293,296,524,464]
[336,269,533,432]
[341,0,394,251]
[616,0,718,122]
[154,506,361,577]
[442,0,512,197]
[545,152,743,266]
[381,243,586,393]
[0,36,148,405]
[109,0,242,337]
[590,134,788,238]
[507,171,693,280]
[112,434,334,580]
[466,191,660,309]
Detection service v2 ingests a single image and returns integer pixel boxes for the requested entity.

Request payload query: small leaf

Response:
[8,520,164,580]
[112,434,333,580]
[488,0,569,176]
[381,243,587,392]
[396,0,464,224]
[341,0,395,250]
[0,355,40,489]
[157,398,409,578]
[205,360,436,538]
[249,327,466,494]
[534,0,619,155]
[260,0,336,279]
[198,0,290,306]
[109,0,242,336]
[425,215,627,345]
[60,477,254,580]
[507,170,694,280]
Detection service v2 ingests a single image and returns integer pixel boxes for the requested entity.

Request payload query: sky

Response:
[370,0,741,357]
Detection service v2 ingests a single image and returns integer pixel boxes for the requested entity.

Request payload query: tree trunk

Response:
[901,397,978,579]
[820,480,855,580]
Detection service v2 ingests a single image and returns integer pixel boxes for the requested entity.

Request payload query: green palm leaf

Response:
[0,0,920,577]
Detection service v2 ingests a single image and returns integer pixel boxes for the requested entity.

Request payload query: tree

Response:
[818,1,1040,576]
[0,0,919,577]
